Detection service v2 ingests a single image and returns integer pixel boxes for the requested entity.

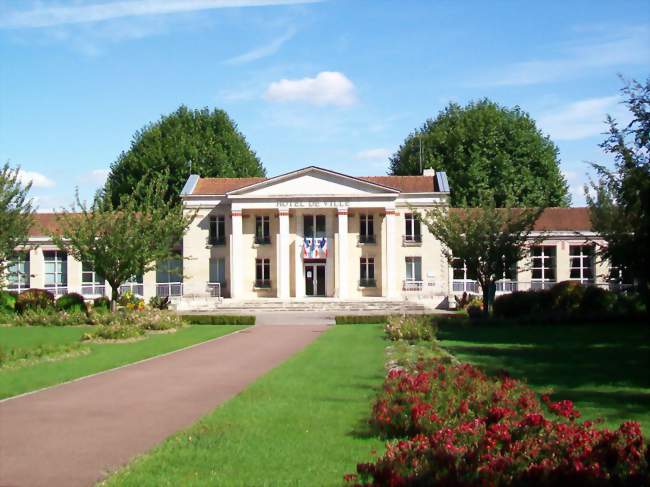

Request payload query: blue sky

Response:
[1,0,648,210]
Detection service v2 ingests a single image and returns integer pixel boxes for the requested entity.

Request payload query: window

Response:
[255,258,271,287]
[359,257,376,287]
[255,216,271,244]
[359,214,375,243]
[44,250,67,294]
[156,258,183,283]
[404,213,421,244]
[531,246,556,288]
[569,245,594,283]
[209,215,226,245]
[452,258,478,293]
[120,275,143,296]
[405,257,422,282]
[81,262,105,296]
[304,215,326,238]
[209,258,226,285]
[6,252,30,291]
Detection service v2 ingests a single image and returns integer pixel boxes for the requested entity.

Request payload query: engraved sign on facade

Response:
[276,200,349,208]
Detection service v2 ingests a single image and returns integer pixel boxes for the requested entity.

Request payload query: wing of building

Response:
[6,166,625,310]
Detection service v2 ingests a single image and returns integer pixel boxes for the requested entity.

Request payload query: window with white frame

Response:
[359,214,374,243]
[44,250,67,294]
[569,245,594,283]
[304,214,326,238]
[255,216,271,244]
[404,213,421,243]
[359,257,375,286]
[209,215,226,245]
[405,257,422,282]
[255,258,271,287]
[120,274,143,296]
[452,258,477,282]
[7,252,30,291]
[608,262,633,287]
[156,258,183,283]
[531,246,556,285]
[209,258,226,285]
[81,262,105,296]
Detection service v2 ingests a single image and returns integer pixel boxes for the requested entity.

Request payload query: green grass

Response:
[104,325,386,487]
[438,323,650,432]
[0,325,246,399]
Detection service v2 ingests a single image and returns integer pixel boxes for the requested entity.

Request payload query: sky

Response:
[1,0,649,211]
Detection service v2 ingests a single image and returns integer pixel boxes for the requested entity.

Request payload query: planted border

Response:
[180,315,255,326]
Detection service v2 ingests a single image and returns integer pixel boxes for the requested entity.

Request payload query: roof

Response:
[29,213,61,238]
[191,173,443,195]
[448,207,593,232]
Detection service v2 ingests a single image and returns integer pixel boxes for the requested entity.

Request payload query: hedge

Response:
[335,314,444,325]
[180,315,256,326]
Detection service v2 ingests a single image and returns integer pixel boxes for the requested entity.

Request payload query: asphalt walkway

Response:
[0,323,327,487]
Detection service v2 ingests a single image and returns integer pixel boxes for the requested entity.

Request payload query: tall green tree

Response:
[390,99,569,207]
[417,201,542,315]
[0,163,34,289]
[105,106,265,205]
[587,77,649,304]
[52,174,194,311]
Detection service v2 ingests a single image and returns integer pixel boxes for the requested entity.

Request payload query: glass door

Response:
[305,263,326,296]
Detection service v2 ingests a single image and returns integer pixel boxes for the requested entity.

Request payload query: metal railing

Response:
[254,236,271,245]
[452,280,479,293]
[119,283,144,297]
[402,234,422,246]
[156,282,183,297]
[81,284,106,297]
[358,235,376,244]
[403,280,424,291]
[45,285,68,296]
[6,283,30,292]
[207,236,226,246]
[207,282,222,298]
[255,279,272,288]
[359,278,376,288]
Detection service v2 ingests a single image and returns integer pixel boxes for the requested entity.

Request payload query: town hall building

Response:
[7,166,624,310]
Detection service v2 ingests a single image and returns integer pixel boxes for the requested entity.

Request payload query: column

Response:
[294,211,304,298]
[29,248,44,289]
[384,208,399,298]
[277,209,290,299]
[337,208,349,298]
[230,209,243,299]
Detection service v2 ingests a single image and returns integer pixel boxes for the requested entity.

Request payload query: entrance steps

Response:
[176,297,441,314]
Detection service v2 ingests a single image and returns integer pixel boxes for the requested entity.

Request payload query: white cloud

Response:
[79,169,110,185]
[265,71,358,107]
[479,26,649,86]
[0,0,322,29]
[538,95,630,141]
[355,148,391,161]
[225,27,295,65]
[17,170,56,189]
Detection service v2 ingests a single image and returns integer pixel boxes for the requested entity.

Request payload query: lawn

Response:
[0,325,247,399]
[438,322,650,432]
[104,325,386,487]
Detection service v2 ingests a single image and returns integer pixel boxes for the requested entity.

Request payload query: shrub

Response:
[149,295,170,310]
[0,290,18,312]
[336,315,390,325]
[181,314,256,326]
[493,291,550,318]
[56,292,86,313]
[93,296,111,312]
[466,304,483,319]
[349,359,650,486]
[82,323,144,341]
[614,292,647,316]
[15,289,55,313]
[385,315,437,342]
[580,285,617,314]
[549,280,586,313]
[16,309,88,327]
[118,290,144,311]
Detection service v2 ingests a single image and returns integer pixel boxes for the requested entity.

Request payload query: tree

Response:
[52,174,194,311]
[390,100,569,207]
[104,106,266,206]
[417,202,542,315]
[0,163,34,289]
[587,77,650,304]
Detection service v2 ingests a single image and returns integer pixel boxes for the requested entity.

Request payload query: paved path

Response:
[0,324,327,487]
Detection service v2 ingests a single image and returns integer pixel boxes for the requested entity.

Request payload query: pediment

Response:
[227,167,399,197]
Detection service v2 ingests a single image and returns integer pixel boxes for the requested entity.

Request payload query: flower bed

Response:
[347,358,649,486]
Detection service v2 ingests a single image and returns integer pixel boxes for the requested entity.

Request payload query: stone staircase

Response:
[175,297,438,314]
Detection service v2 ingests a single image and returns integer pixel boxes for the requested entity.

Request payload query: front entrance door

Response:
[305,263,326,296]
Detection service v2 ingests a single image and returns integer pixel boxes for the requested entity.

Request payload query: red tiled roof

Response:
[448,207,593,231]
[191,175,437,195]
[29,213,61,238]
